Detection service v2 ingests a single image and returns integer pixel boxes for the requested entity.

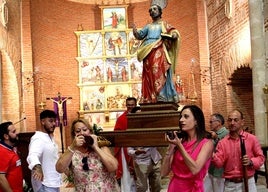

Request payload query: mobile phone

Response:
[166,131,176,140]
[84,135,94,146]
[166,131,184,139]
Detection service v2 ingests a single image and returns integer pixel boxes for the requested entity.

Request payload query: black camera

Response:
[166,131,184,139]
[84,135,94,147]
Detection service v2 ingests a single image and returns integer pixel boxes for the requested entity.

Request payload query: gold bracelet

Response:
[68,146,75,153]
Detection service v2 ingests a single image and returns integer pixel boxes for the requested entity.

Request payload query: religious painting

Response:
[76,5,143,129]
[128,31,142,55]
[78,32,103,57]
[129,57,143,81]
[106,84,130,110]
[84,113,106,127]
[106,57,129,82]
[131,83,142,103]
[101,6,128,30]
[104,31,127,56]
[82,86,105,111]
[109,111,124,123]
[80,59,104,83]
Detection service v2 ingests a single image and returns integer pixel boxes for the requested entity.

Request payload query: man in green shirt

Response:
[205,113,229,192]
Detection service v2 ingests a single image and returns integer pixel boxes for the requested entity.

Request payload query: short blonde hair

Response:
[70,118,93,138]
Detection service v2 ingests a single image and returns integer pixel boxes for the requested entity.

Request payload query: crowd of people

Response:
[0,102,266,192]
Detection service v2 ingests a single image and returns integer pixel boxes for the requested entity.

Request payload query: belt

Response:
[225,176,253,183]
[225,177,243,183]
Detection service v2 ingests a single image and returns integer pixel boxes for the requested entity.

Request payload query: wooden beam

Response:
[99,127,179,147]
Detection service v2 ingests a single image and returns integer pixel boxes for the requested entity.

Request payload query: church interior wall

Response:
[0,0,22,129]
[206,0,254,131]
[0,0,264,147]
[27,0,202,146]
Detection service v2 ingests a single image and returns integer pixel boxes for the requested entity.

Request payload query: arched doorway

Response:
[227,66,253,132]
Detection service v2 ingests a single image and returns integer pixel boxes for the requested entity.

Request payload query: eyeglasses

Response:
[209,120,219,124]
[82,157,89,171]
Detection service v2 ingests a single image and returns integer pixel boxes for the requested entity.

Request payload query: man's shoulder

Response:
[30,131,48,143]
[30,131,41,138]
[114,111,128,130]
[218,134,230,143]
[118,111,127,118]
[218,127,229,137]
[116,111,128,122]
[0,142,13,151]
[0,143,9,152]
[244,131,258,140]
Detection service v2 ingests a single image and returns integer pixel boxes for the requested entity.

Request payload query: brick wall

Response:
[0,0,23,130]
[1,0,254,147]
[206,0,254,131]
[26,0,202,145]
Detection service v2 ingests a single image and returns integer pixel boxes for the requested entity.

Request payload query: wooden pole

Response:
[240,136,249,192]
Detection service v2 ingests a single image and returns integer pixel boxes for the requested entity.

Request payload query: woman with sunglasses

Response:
[161,105,214,192]
[56,119,120,192]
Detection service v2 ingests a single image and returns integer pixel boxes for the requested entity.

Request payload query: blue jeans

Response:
[37,185,59,192]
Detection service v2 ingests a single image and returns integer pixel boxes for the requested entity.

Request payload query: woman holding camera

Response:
[56,119,120,192]
[161,105,214,192]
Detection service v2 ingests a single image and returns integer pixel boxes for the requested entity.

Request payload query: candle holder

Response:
[38,101,46,109]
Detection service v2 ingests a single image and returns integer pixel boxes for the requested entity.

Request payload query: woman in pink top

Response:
[161,105,214,192]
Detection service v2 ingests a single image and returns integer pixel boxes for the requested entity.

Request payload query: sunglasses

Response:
[82,157,89,171]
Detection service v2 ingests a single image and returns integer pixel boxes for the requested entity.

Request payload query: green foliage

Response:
[92,123,103,135]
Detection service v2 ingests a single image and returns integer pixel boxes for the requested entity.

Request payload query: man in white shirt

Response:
[127,106,162,192]
[128,147,162,192]
[27,110,61,192]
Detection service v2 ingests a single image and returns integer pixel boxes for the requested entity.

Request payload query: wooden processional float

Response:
[17,102,180,187]
[99,102,181,147]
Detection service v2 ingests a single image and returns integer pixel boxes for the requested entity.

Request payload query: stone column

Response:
[21,0,37,131]
[197,0,212,124]
[248,0,267,145]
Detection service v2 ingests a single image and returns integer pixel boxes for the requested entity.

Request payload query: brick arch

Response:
[1,51,20,125]
[227,66,254,133]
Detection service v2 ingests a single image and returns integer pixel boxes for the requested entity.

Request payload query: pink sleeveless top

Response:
[168,138,211,192]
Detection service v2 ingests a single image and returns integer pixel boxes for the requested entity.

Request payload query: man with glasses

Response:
[204,113,229,192]
[114,97,137,192]
[212,109,264,192]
